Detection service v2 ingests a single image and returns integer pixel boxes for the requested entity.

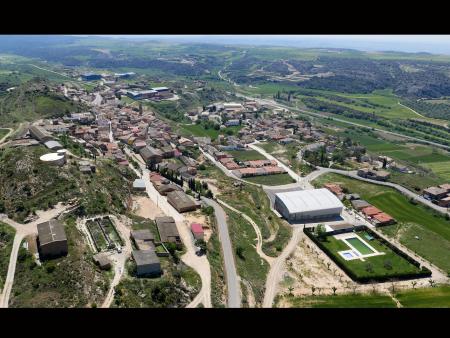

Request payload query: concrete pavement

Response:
[201,198,241,308]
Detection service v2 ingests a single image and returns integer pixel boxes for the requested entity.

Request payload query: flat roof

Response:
[37,219,67,246]
[133,179,146,189]
[132,250,159,265]
[275,188,343,214]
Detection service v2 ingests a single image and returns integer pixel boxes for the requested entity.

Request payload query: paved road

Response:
[236,94,450,151]
[248,142,302,183]
[124,148,212,308]
[0,203,73,308]
[304,167,450,217]
[202,198,241,308]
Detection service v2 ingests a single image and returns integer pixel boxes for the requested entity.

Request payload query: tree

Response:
[288,286,294,296]
[411,281,417,289]
[382,157,387,169]
[315,224,326,241]
[311,286,316,296]
[428,279,436,287]
[332,286,337,296]
[236,246,245,260]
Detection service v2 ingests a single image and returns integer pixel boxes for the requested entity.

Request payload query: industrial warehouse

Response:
[274,188,344,223]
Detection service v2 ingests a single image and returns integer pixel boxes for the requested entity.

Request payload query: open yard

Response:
[244,173,295,186]
[313,173,450,274]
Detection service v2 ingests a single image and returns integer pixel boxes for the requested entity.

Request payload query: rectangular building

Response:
[166,190,198,213]
[155,216,181,247]
[37,219,68,259]
[274,188,343,222]
[132,250,161,277]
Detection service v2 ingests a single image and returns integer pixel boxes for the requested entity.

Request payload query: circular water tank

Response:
[40,152,66,166]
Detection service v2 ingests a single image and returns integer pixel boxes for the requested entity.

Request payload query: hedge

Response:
[304,226,432,283]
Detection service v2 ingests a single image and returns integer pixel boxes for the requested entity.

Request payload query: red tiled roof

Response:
[373,212,393,223]
[361,206,382,216]
[191,223,204,234]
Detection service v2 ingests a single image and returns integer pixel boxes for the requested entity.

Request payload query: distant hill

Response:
[0,78,86,126]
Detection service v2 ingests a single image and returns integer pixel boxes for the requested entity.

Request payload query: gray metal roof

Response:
[132,250,159,266]
[275,188,343,214]
[37,219,67,246]
[133,179,146,189]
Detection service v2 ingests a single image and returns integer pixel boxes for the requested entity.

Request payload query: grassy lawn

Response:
[244,173,295,186]
[313,173,450,274]
[0,222,15,289]
[395,285,450,308]
[318,231,423,280]
[227,150,266,162]
[282,293,397,308]
[180,124,242,140]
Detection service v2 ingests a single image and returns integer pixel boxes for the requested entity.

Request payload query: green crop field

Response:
[243,173,295,186]
[423,161,450,180]
[395,285,450,308]
[314,173,450,273]
[227,150,266,162]
[283,293,397,308]
[318,230,423,280]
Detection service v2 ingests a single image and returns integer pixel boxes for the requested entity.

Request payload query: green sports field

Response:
[227,150,266,162]
[318,231,422,280]
[313,173,450,274]
[243,173,295,186]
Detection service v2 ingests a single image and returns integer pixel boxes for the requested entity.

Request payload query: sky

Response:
[94,35,450,55]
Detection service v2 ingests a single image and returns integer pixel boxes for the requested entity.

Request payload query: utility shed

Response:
[93,253,112,270]
[133,179,146,191]
[274,188,343,222]
[167,190,198,213]
[132,250,161,277]
[44,140,63,150]
[37,219,68,259]
[351,199,371,210]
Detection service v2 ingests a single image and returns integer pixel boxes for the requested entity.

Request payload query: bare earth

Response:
[132,196,164,220]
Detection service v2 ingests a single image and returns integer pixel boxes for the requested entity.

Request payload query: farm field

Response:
[395,285,450,308]
[244,173,295,186]
[339,129,450,182]
[317,231,423,280]
[281,293,397,308]
[227,149,266,162]
[313,173,450,274]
